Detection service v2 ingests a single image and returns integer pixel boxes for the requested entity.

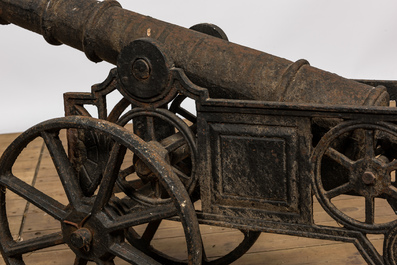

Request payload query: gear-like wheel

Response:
[115,107,198,204]
[0,116,202,264]
[312,120,397,233]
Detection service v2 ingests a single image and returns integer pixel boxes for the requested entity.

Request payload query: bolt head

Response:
[132,58,151,80]
[70,228,92,249]
[362,171,376,185]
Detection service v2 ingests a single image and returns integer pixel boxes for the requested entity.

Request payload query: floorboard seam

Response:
[17,141,45,241]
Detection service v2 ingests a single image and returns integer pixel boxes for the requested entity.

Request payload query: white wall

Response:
[1,0,397,133]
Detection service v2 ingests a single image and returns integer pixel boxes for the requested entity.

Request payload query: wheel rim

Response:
[115,107,198,204]
[384,225,397,265]
[312,120,397,233]
[0,116,202,264]
[126,224,260,265]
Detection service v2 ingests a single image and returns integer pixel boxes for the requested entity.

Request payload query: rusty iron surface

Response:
[2,1,397,264]
[0,0,390,106]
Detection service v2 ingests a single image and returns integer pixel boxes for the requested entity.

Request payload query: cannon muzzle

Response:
[0,0,389,105]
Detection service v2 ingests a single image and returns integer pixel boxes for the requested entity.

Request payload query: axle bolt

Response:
[70,228,92,250]
[362,171,376,185]
[132,58,151,80]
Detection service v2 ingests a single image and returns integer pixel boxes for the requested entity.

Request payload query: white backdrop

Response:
[1,0,397,133]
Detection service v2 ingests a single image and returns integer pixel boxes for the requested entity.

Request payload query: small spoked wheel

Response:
[312,120,397,233]
[114,106,260,263]
[0,116,202,264]
[115,107,198,204]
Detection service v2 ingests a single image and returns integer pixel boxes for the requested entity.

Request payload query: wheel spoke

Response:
[5,232,64,256]
[115,166,140,194]
[160,132,186,153]
[386,159,397,172]
[129,179,146,190]
[172,166,190,181]
[386,185,397,199]
[385,194,397,213]
[105,205,177,232]
[146,116,156,141]
[0,173,67,220]
[41,131,83,207]
[153,181,162,198]
[365,196,375,224]
[364,130,375,158]
[120,165,136,178]
[324,182,353,199]
[92,143,126,214]
[140,220,162,244]
[385,185,397,213]
[325,147,355,170]
[109,242,161,265]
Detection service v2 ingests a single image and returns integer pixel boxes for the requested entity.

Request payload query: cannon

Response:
[1,0,397,264]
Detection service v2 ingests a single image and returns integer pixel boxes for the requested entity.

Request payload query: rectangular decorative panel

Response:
[198,110,312,225]
[220,135,288,203]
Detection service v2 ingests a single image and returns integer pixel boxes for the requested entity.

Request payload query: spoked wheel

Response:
[0,116,202,264]
[113,107,260,264]
[312,120,397,233]
[115,107,198,202]
[126,225,260,265]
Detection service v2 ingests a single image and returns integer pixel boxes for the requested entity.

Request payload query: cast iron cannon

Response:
[1,0,397,264]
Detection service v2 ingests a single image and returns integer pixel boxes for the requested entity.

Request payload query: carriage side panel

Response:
[198,105,313,225]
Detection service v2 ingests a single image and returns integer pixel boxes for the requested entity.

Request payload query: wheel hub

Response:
[70,228,92,250]
[62,207,124,261]
[351,157,390,197]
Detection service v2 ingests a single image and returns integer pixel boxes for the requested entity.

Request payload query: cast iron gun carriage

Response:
[1,0,397,264]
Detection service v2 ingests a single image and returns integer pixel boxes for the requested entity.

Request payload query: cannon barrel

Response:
[0,0,389,105]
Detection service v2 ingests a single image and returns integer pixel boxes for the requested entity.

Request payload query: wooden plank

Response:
[234,239,367,265]
[0,133,20,155]
[21,248,132,265]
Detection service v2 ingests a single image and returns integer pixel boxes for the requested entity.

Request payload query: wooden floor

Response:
[0,130,390,265]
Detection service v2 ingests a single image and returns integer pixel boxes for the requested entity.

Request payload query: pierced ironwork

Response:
[3,1,397,264]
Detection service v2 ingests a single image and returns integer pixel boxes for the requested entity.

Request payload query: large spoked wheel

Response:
[0,116,202,264]
[312,120,397,233]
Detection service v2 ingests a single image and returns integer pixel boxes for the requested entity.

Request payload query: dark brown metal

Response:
[0,116,203,264]
[0,0,389,106]
[2,1,397,265]
[70,228,92,250]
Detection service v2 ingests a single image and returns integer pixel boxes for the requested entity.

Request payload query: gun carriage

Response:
[1,0,397,264]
